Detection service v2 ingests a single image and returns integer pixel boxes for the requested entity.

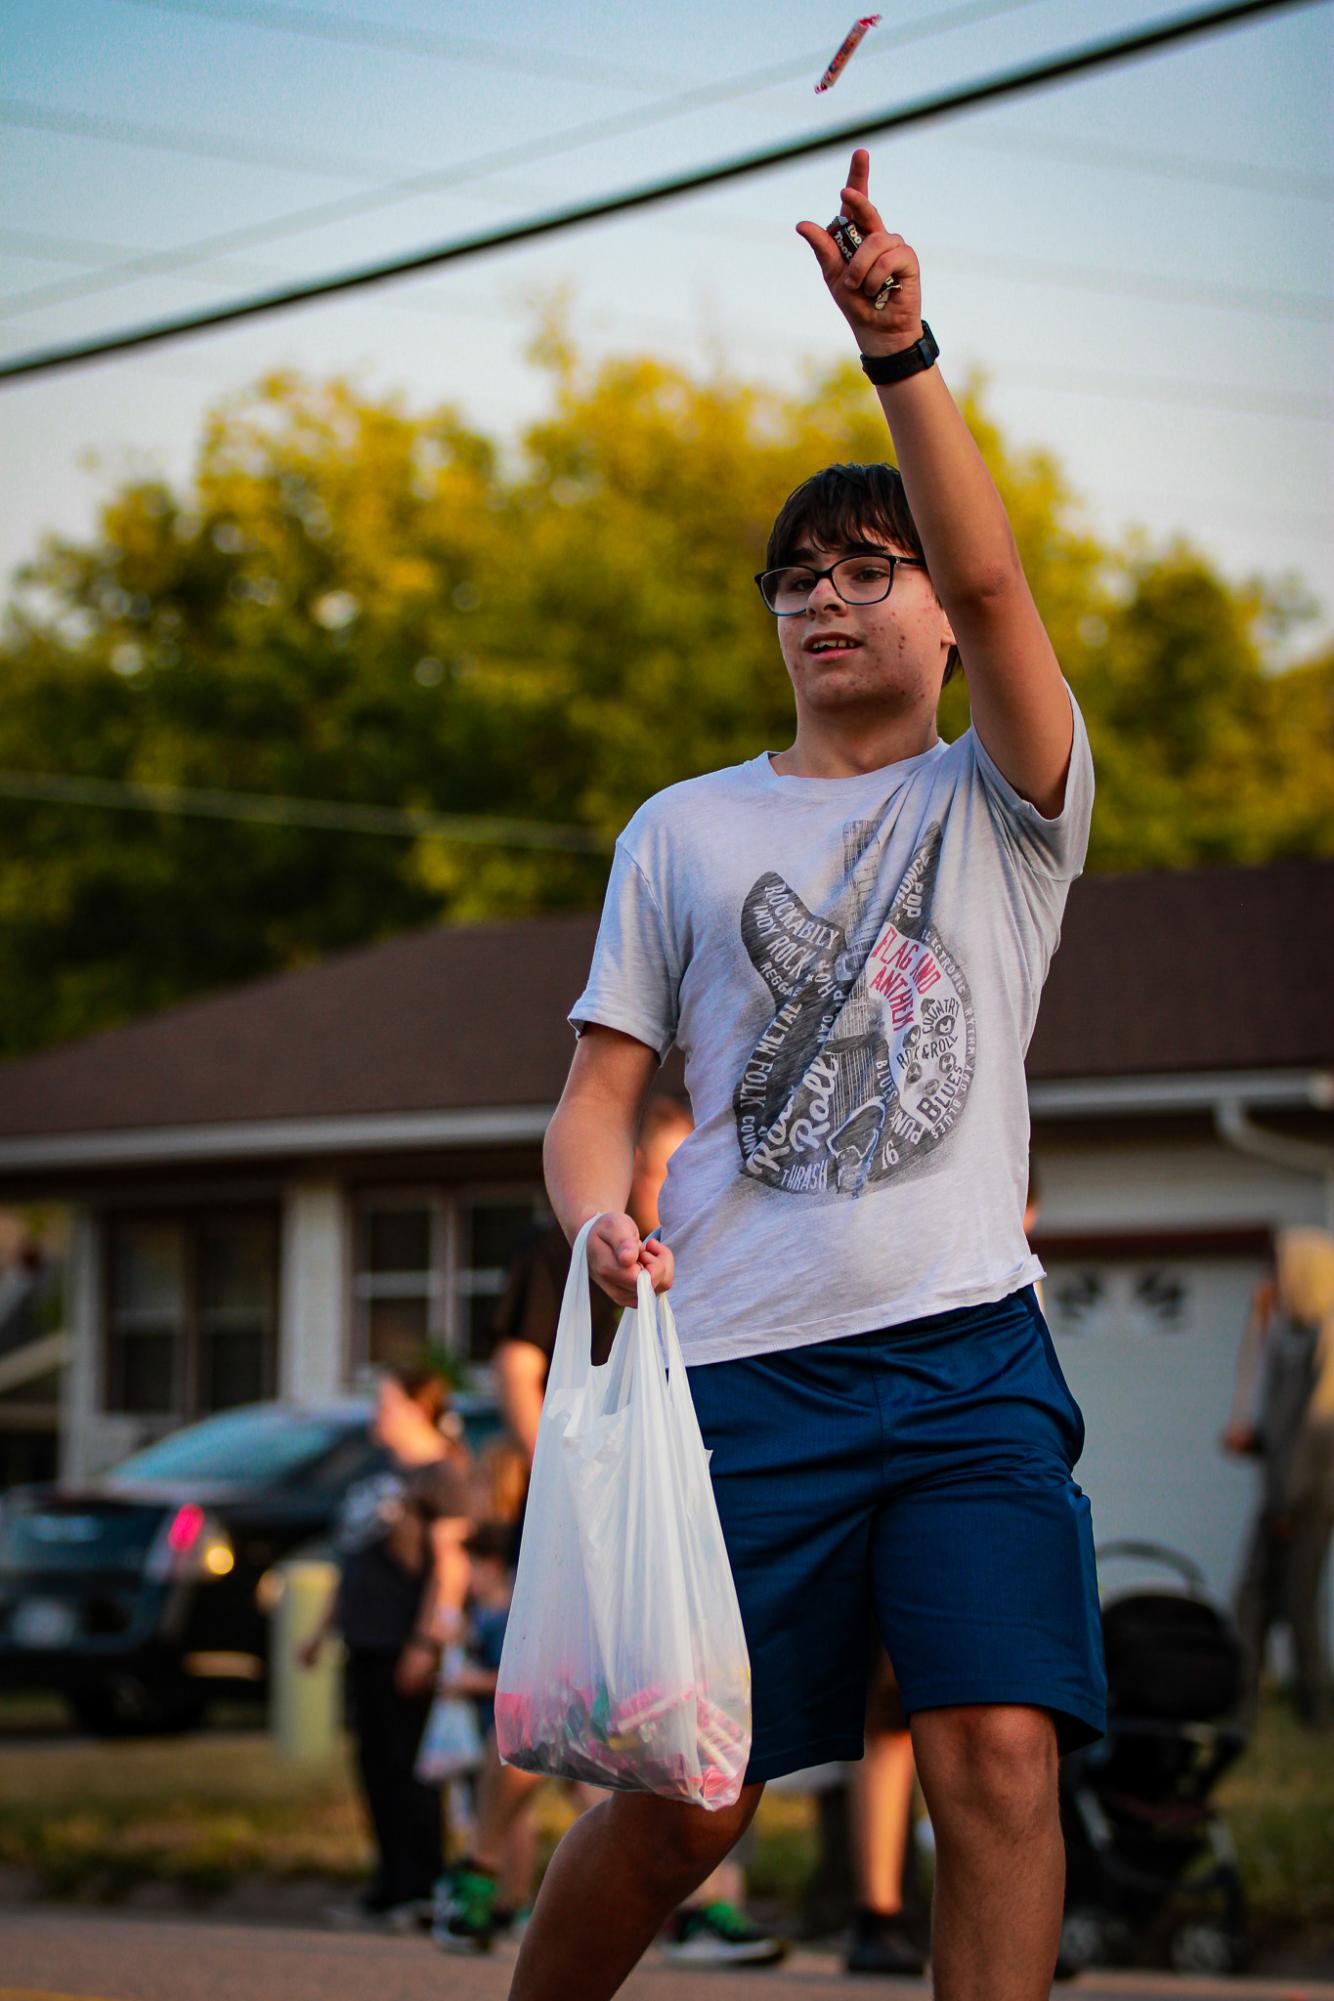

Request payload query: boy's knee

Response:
[915,1705,1057,1835]
[613,1783,763,1894]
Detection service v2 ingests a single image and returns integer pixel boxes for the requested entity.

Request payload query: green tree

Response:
[0,336,1327,1060]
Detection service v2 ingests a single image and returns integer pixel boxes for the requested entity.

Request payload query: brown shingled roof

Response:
[1028,856,1332,1080]
[0,860,1328,1143]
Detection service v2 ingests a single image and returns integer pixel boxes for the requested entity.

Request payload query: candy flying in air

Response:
[815,14,880,93]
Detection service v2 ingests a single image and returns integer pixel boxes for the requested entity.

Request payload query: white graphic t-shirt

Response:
[571,686,1094,1367]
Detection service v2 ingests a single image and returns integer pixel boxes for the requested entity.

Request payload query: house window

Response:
[455,1193,548,1365]
[353,1189,547,1373]
[106,1211,278,1418]
[356,1199,442,1370]
[199,1214,279,1408]
[108,1219,184,1415]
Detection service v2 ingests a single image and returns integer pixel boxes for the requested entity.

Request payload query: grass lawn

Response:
[0,1689,1329,1944]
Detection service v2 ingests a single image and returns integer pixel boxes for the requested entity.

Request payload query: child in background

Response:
[449,1522,516,1748]
[434,1522,526,1950]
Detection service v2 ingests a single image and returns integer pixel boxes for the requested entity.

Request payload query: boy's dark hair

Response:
[464,1521,516,1565]
[392,1364,447,1420]
[766,461,961,685]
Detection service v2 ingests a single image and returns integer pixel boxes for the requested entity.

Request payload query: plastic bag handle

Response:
[545,1215,600,1397]
[636,1269,687,1380]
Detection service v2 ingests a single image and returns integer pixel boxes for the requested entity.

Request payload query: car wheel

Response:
[67,1679,207,1737]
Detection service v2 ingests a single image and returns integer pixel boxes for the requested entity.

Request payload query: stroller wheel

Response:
[1054,1906,1105,1980]
[1167,1919,1248,1975]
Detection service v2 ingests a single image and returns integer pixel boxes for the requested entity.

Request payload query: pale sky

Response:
[2,0,1331,648]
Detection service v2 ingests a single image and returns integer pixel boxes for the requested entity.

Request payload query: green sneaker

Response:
[660,1900,788,1966]
[432,1865,497,1954]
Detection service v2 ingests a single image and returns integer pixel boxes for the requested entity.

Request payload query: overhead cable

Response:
[0,92,425,184]
[4,0,1320,385]
[0,0,1048,323]
[962,127,1334,199]
[0,770,614,854]
[110,0,702,93]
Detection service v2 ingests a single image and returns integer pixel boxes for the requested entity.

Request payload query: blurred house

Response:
[0,859,1330,1639]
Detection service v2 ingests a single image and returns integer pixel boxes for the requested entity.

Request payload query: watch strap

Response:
[860,321,939,386]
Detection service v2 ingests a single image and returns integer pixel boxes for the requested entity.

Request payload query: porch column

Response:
[278,1180,348,1402]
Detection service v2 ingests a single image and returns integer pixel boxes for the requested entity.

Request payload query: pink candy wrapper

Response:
[815,15,880,93]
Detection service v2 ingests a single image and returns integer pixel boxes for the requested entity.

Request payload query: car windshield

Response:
[105,1406,357,1486]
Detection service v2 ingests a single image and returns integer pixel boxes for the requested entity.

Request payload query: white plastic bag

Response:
[415,1645,484,1782]
[494,1218,751,1810]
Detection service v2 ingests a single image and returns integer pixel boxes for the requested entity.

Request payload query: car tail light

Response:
[147,1505,234,1582]
[166,1503,205,1556]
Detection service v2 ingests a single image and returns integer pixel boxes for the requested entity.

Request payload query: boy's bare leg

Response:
[507,1782,764,2001]
[911,1704,1064,2001]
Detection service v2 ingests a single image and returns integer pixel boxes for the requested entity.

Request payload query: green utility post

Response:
[271,1557,341,1762]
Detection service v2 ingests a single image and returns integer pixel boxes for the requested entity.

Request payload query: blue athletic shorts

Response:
[688,1285,1108,1783]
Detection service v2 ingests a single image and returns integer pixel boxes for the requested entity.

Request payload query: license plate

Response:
[11,1597,78,1647]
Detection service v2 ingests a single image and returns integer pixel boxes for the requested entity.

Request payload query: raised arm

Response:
[543,1023,675,1306]
[797,148,1073,818]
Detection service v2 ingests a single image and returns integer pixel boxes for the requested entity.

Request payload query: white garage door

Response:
[1042,1252,1329,1656]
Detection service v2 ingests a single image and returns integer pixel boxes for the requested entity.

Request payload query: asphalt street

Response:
[3,1912,1334,2001]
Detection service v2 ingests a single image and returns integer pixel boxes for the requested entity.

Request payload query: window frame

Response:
[102,1205,280,1421]
[452,1181,551,1368]
[349,1182,548,1377]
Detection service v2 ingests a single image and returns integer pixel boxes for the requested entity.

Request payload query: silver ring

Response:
[871,279,898,312]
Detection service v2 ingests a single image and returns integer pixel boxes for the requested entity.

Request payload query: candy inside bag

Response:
[496,1666,750,1804]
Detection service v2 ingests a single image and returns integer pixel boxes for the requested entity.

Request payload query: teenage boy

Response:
[509,150,1107,2001]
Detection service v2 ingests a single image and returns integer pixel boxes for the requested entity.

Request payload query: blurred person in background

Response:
[845,1650,926,1975]
[1223,1227,1334,1730]
[300,1366,472,1927]
[438,1096,786,1967]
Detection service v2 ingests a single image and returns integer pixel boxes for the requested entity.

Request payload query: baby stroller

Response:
[1056,1540,1251,1979]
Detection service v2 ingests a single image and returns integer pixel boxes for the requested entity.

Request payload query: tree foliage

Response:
[1,330,1329,1057]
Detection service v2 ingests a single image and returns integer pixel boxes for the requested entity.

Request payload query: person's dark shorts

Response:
[688,1285,1107,1784]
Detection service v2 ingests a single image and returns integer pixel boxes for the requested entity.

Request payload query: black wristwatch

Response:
[860,321,939,386]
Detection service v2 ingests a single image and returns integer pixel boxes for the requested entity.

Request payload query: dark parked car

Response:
[0,1392,499,1735]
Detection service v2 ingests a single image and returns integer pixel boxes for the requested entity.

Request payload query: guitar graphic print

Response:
[733,820,975,1196]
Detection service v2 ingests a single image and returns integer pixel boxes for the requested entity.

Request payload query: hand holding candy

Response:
[797,149,924,359]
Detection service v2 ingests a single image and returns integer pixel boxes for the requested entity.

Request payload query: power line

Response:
[8,204,1326,426]
[0,770,613,854]
[383,283,1333,419]
[1,0,1323,387]
[924,245,1330,321]
[990,361,1333,421]
[0,93,424,184]
[6,88,1326,220]
[9,196,1329,333]
[961,126,1334,199]
[0,227,296,296]
[0,0,1054,323]
[109,0,693,94]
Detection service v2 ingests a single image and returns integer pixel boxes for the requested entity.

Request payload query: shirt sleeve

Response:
[568,838,681,1058]
[409,1455,472,1523]
[969,682,1094,883]
[489,1230,563,1361]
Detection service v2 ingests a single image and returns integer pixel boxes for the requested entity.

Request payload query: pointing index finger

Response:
[845,147,871,199]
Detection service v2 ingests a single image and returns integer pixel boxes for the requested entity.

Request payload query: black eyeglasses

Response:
[754,552,925,617]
